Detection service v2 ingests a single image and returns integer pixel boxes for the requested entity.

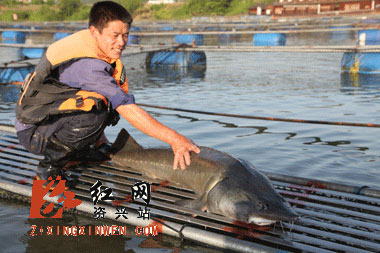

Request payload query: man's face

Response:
[91,20,129,59]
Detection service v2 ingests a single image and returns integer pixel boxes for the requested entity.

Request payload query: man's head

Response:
[89,1,133,32]
[89,1,133,59]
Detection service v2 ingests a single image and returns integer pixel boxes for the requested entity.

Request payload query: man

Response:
[15,1,200,187]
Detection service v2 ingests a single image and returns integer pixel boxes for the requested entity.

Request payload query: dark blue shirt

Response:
[58,58,135,109]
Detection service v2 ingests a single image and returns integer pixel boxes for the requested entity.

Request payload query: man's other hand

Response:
[170,135,200,170]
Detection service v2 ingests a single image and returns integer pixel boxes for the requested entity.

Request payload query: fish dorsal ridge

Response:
[110,128,143,154]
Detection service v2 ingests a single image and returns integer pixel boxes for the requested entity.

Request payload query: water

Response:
[0,200,216,252]
[120,51,380,187]
[1,28,380,251]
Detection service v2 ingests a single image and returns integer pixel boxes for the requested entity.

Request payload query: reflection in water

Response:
[151,110,268,132]
[302,136,369,151]
[303,137,350,146]
[0,84,20,104]
[328,27,354,44]
[150,111,300,138]
[24,217,126,252]
[146,66,206,83]
[217,34,241,46]
[152,109,371,153]
[23,215,201,252]
[340,72,380,90]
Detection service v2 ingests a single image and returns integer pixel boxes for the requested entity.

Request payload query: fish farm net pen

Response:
[0,126,379,252]
[136,103,380,128]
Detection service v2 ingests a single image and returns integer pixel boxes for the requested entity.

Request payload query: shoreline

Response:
[1,12,380,27]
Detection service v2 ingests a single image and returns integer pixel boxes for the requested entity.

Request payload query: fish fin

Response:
[175,196,206,210]
[110,128,143,154]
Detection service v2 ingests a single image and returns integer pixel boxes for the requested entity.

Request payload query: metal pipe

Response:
[286,197,380,222]
[283,223,380,251]
[0,142,42,159]
[281,190,380,213]
[294,208,380,231]
[265,172,380,198]
[0,124,16,133]
[0,171,32,184]
[289,232,371,253]
[300,217,380,241]
[273,181,380,205]
[0,151,39,165]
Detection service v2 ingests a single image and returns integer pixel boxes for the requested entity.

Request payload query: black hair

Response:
[89,1,133,32]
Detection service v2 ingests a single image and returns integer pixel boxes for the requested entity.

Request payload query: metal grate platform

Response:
[0,128,379,252]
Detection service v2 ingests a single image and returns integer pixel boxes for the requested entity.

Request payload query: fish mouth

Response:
[248,217,277,226]
[248,211,300,226]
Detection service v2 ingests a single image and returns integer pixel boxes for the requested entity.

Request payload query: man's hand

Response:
[170,134,200,170]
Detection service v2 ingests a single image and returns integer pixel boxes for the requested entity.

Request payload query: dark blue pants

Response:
[17,109,109,166]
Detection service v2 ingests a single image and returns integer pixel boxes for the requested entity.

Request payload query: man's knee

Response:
[54,109,109,150]
[17,126,47,155]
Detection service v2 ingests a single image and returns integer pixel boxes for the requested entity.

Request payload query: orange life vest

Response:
[16,29,128,124]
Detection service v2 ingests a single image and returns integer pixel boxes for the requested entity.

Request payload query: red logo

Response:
[30,176,82,218]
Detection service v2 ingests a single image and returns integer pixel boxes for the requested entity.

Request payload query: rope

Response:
[136,103,380,128]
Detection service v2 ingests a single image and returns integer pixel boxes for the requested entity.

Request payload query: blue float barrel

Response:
[0,66,35,84]
[128,26,141,45]
[341,52,380,74]
[253,33,286,46]
[175,34,204,46]
[358,29,380,45]
[146,51,206,69]
[18,48,45,60]
[1,31,26,44]
[53,32,72,41]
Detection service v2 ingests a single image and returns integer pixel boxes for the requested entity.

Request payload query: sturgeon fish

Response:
[110,129,299,226]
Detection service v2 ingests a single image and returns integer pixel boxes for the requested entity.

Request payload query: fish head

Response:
[206,161,299,226]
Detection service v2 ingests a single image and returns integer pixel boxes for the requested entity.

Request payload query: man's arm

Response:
[116,104,200,170]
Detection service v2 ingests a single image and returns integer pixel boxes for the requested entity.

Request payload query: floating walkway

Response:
[0,25,377,35]
[3,43,380,53]
[0,126,379,252]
